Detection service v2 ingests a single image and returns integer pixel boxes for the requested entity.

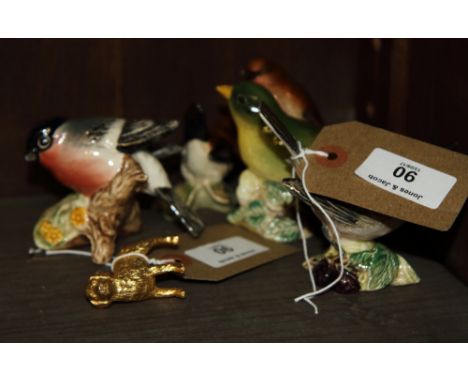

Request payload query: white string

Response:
[291,147,329,160]
[186,180,230,207]
[291,142,345,312]
[29,248,177,268]
[186,183,202,206]
[110,252,176,271]
[255,109,345,311]
[294,194,318,314]
[29,248,94,257]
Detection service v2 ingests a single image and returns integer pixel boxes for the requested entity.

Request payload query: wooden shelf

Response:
[1,195,467,342]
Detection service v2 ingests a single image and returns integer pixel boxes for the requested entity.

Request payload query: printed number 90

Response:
[393,166,418,182]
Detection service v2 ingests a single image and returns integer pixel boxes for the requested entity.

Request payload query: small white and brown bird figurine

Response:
[176,104,235,213]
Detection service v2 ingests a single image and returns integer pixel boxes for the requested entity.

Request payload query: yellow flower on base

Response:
[70,207,87,228]
[39,220,63,245]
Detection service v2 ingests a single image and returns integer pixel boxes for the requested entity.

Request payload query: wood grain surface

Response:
[0,195,467,342]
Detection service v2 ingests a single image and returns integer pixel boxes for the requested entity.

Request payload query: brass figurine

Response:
[119,235,180,256]
[86,235,185,308]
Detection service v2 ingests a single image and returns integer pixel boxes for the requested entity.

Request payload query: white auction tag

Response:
[355,148,457,209]
[184,236,268,268]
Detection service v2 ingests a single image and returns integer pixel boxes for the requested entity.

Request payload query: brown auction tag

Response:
[297,121,468,231]
[153,224,297,281]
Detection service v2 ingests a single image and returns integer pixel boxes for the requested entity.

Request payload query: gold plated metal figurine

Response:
[86,235,186,308]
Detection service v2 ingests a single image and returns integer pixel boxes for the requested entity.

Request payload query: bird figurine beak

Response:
[216,85,233,100]
[25,150,38,162]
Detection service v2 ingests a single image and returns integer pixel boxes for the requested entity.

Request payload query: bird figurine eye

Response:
[236,94,247,105]
[236,94,261,113]
[37,131,52,150]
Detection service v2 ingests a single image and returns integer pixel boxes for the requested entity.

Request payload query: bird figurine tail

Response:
[154,187,205,238]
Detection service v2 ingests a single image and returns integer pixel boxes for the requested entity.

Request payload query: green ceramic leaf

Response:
[391,255,421,286]
[228,172,300,242]
[349,243,399,291]
[263,216,300,242]
[264,181,294,207]
[228,199,300,242]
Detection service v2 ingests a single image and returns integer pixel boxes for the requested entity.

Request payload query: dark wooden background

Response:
[0,39,358,197]
[0,38,467,280]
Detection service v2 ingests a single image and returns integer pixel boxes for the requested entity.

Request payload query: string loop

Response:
[290,142,329,161]
[291,142,345,313]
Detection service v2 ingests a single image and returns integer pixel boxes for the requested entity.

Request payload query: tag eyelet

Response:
[316,145,348,168]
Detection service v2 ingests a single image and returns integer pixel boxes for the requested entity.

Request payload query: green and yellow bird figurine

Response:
[217,81,322,242]
[217,81,321,182]
[240,94,420,294]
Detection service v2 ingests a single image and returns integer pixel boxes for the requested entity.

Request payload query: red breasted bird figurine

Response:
[26,118,204,263]
[26,118,175,196]
[242,58,323,126]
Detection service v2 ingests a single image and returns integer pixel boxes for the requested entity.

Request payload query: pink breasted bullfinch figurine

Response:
[26,118,204,263]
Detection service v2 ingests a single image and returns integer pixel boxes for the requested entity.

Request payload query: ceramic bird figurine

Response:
[283,178,420,293]
[217,81,322,242]
[242,58,323,126]
[248,100,420,293]
[175,104,235,213]
[26,118,204,263]
[217,81,321,182]
[25,118,177,196]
